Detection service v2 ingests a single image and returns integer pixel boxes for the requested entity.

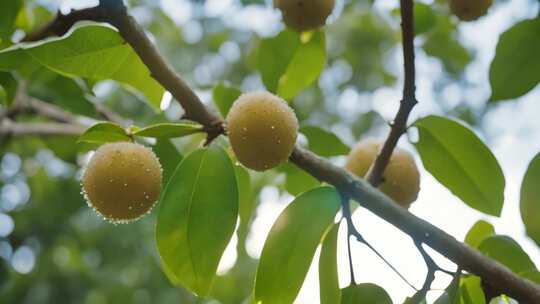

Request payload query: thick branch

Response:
[366,0,417,186]
[22,1,540,302]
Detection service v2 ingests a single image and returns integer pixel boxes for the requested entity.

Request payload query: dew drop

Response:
[123,183,128,187]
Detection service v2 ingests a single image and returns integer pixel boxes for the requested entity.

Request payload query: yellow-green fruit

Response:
[226,91,299,171]
[274,0,335,31]
[450,0,493,21]
[345,138,420,208]
[82,142,162,223]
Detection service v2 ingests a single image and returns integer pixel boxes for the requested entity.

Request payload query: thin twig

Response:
[0,120,85,137]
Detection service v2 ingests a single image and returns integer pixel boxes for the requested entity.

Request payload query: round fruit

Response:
[345,138,420,208]
[82,142,162,223]
[274,0,335,32]
[226,91,299,171]
[449,0,493,21]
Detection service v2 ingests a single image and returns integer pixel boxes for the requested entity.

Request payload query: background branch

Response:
[0,120,84,137]
[17,1,540,302]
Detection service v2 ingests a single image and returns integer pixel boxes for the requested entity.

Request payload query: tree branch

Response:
[20,1,540,302]
[0,120,84,137]
[366,0,417,186]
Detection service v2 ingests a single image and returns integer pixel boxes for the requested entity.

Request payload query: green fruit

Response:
[345,138,420,208]
[82,142,162,223]
[274,0,335,31]
[227,91,298,171]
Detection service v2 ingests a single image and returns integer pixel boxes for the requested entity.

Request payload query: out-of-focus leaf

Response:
[340,283,392,304]
[213,82,241,118]
[319,223,341,304]
[300,125,350,157]
[414,3,437,35]
[255,186,340,304]
[520,270,540,284]
[478,235,537,274]
[280,163,320,196]
[0,0,22,46]
[0,25,164,109]
[465,220,495,248]
[255,30,300,93]
[133,122,202,138]
[235,164,252,225]
[0,72,17,107]
[156,146,238,296]
[152,139,182,185]
[414,116,505,216]
[460,276,485,304]
[490,17,540,102]
[278,31,326,100]
[78,122,131,144]
[520,152,540,247]
[434,275,460,304]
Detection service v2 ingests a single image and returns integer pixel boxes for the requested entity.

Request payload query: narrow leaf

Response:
[414,115,505,216]
[319,223,341,304]
[133,122,202,138]
[340,283,392,304]
[300,126,350,157]
[255,186,340,304]
[156,145,238,296]
[520,152,540,247]
[464,220,495,249]
[489,17,540,102]
[152,139,182,185]
[478,235,536,274]
[78,122,130,144]
[278,31,326,100]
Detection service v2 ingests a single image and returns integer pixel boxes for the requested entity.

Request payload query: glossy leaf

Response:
[0,72,17,107]
[0,25,164,109]
[255,186,340,304]
[460,276,485,304]
[319,223,341,304]
[156,145,238,296]
[490,17,540,102]
[465,220,495,249]
[213,82,241,117]
[256,30,300,93]
[414,115,505,216]
[152,139,182,185]
[340,283,392,304]
[300,126,350,157]
[278,31,326,100]
[133,122,202,138]
[520,152,540,247]
[78,122,131,144]
[280,163,320,196]
[478,235,536,274]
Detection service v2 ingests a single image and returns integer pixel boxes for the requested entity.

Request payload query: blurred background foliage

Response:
[0,0,539,303]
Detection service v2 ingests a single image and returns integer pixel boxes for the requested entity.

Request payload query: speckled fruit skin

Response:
[82,142,162,223]
[274,0,335,31]
[450,0,493,21]
[226,91,299,171]
[345,138,420,208]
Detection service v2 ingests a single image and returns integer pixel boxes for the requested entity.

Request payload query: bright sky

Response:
[16,0,540,303]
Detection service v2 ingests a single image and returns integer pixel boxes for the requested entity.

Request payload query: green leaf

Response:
[434,275,460,304]
[520,270,540,285]
[235,164,252,225]
[255,30,300,93]
[340,283,392,304]
[212,82,241,118]
[489,17,540,102]
[414,3,437,35]
[478,235,536,274]
[0,72,17,107]
[414,115,505,216]
[0,25,164,109]
[319,223,341,304]
[156,145,238,296]
[78,122,131,144]
[520,152,540,247]
[152,139,182,185]
[254,186,340,304]
[0,0,22,44]
[464,220,495,248]
[278,31,326,100]
[133,122,202,138]
[460,276,485,304]
[300,126,350,157]
[280,163,321,196]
